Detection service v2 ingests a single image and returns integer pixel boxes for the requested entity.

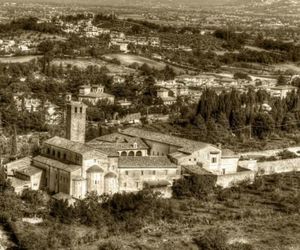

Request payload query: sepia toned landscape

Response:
[0,0,299,249]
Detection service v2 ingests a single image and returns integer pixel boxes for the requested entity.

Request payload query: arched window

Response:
[121,151,127,157]
[128,151,134,157]
[136,151,142,156]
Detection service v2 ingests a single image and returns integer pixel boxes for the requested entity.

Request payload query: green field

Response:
[104,53,167,69]
[52,57,135,74]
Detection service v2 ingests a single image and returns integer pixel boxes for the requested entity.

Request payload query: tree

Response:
[277,75,287,86]
[252,113,275,139]
[282,112,297,132]
[37,40,55,73]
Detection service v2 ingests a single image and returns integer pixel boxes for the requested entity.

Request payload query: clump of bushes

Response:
[194,228,228,250]
[172,174,217,199]
[194,228,254,250]
[50,190,175,232]
[277,150,298,159]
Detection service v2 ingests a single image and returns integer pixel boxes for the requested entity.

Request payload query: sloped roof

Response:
[168,151,188,161]
[118,156,177,169]
[86,165,104,173]
[44,136,108,158]
[182,165,214,176]
[121,128,216,154]
[5,157,32,173]
[33,155,81,173]
[105,172,117,178]
[15,165,42,177]
[221,149,240,158]
[87,133,149,156]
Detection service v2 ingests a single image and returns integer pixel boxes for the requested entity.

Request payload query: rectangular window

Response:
[212,157,217,163]
[80,107,83,113]
[153,170,156,175]
[141,171,144,175]
[165,170,168,175]
[136,182,139,188]
[125,171,129,175]
[75,107,78,113]
[124,182,127,187]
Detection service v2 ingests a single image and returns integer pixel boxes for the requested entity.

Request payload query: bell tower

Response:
[66,101,87,143]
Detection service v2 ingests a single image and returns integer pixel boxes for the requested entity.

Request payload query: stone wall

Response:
[257,158,300,175]
[239,160,258,172]
[216,170,255,188]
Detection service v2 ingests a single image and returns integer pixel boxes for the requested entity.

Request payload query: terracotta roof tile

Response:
[33,155,81,172]
[121,128,216,154]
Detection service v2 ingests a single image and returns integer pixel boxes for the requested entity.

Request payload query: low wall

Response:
[257,158,300,175]
[240,146,300,158]
[239,160,258,172]
[216,170,255,188]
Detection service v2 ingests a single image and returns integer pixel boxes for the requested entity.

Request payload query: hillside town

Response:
[0,0,300,249]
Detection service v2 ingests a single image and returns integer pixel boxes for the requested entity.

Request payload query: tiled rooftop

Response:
[87,133,149,155]
[118,156,177,169]
[15,165,42,177]
[5,157,32,174]
[44,136,108,158]
[121,128,216,154]
[182,165,214,176]
[33,155,81,172]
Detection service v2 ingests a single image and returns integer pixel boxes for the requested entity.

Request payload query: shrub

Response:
[277,150,298,159]
[172,174,217,199]
[21,189,44,207]
[49,199,74,224]
[98,240,121,250]
[194,228,228,250]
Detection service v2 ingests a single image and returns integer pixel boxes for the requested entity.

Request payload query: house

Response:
[78,85,115,105]
[13,93,59,124]
[269,85,298,99]
[156,88,176,105]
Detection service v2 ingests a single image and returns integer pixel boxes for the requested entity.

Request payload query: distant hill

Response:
[0,0,240,7]
[0,0,295,8]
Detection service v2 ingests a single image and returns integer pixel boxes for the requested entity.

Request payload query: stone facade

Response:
[78,85,115,105]
[66,101,87,144]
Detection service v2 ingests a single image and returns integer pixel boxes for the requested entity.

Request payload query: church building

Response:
[4,100,244,199]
